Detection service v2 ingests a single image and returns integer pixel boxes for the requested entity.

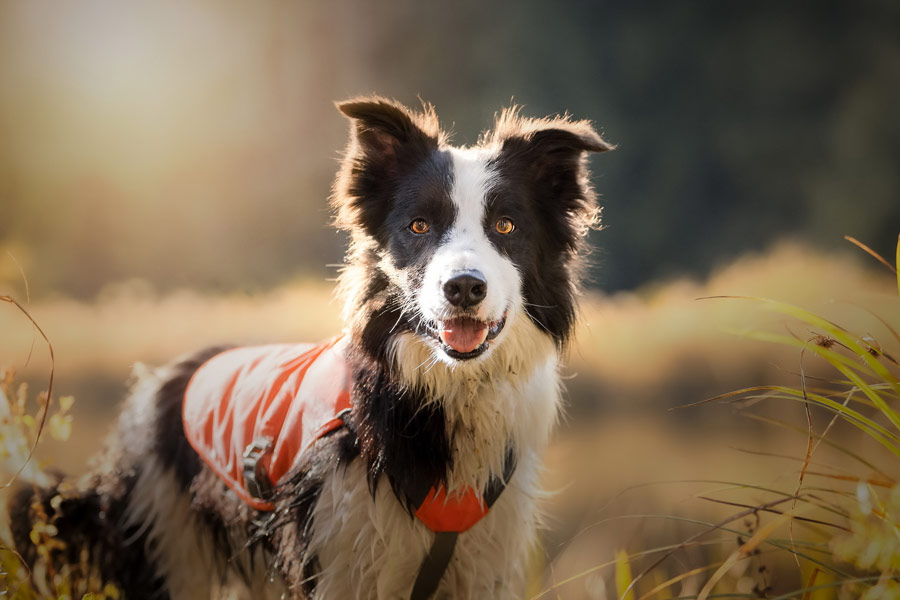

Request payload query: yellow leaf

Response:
[615,549,635,600]
[59,395,75,412]
[49,413,73,441]
[16,382,28,411]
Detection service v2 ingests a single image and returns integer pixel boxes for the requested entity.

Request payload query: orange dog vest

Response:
[182,337,496,532]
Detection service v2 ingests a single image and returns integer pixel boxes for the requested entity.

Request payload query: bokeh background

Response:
[2,1,899,598]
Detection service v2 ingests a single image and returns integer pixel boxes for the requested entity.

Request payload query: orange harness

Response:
[182,337,499,532]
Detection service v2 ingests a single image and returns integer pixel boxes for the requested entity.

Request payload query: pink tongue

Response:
[440,318,488,353]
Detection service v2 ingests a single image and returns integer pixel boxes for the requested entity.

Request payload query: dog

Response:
[7,96,611,599]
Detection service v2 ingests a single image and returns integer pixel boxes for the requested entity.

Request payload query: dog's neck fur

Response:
[343,283,560,501]
[389,314,559,492]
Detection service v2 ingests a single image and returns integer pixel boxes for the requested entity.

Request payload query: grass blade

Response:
[616,549,636,600]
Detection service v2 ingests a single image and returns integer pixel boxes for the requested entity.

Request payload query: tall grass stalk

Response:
[678,235,899,599]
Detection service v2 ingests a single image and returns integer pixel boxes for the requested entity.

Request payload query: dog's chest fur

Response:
[307,339,560,599]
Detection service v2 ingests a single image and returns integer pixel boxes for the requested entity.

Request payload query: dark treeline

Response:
[1,0,898,297]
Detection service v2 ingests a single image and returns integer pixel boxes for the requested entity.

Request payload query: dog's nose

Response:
[443,271,487,308]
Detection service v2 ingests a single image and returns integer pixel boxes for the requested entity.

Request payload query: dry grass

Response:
[2,240,892,398]
[541,236,900,599]
[2,239,899,599]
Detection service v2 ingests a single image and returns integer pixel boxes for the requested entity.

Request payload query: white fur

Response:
[307,355,557,599]
[390,314,559,492]
[418,147,522,336]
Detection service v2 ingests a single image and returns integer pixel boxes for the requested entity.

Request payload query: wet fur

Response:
[6,97,610,599]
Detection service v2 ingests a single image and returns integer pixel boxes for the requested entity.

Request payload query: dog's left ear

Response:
[491,111,613,182]
[525,124,613,155]
[490,111,613,221]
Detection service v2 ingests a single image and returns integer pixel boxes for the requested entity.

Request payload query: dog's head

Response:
[333,96,611,371]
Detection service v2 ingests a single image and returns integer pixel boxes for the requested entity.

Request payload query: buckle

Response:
[242,437,274,500]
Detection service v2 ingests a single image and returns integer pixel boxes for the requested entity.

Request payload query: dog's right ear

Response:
[333,97,444,233]
[337,97,441,174]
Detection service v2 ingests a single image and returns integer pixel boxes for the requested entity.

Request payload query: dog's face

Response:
[334,97,610,367]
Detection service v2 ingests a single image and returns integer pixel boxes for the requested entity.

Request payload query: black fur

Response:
[8,347,266,597]
[336,98,446,246]
[349,351,451,511]
[358,289,413,364]
[487,128,608,346]
[10,471,169,599]
[155,345,231,491]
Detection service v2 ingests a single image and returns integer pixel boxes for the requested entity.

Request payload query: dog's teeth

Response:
[488,318,504,336]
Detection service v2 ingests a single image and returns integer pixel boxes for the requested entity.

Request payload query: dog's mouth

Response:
[424,313,507,360]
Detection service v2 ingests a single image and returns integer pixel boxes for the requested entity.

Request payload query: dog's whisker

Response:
[421,354,443,376]
[523,306,552,334]
[523,302,558,309]
[413,353,436,371]
[388,306,407,334]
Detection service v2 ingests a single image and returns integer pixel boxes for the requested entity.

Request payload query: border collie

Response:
[7,96,611,599]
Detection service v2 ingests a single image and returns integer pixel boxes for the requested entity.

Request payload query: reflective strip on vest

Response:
[183,337,351,511]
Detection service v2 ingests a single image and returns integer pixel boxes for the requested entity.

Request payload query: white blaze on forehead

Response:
[448,147,495,233]
[417,147,521,325]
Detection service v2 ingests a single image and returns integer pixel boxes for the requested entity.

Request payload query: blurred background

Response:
[2,1,899,597]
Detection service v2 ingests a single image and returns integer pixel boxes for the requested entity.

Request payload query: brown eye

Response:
[495,217,515,235]
[409,219,430,234]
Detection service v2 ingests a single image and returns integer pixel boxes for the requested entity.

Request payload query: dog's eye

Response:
[495,217,515,235]
[409,219,430,235]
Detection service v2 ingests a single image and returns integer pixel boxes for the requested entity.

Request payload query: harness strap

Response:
[409,449,517,600]
[409,532,459,600]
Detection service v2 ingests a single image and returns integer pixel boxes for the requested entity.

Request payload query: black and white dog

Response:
[7,97,611,599]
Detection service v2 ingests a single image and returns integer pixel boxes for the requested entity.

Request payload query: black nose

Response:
[443,271,487,308]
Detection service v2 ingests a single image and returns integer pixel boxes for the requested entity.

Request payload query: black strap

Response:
[243,409,356,503]
[408,449,518,599]
[410,532,459,600]
[315,411,518,600]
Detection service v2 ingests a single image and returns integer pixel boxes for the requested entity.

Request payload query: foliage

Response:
[676,235,899,598]
[0,300,120,600]
[533,235,900,599]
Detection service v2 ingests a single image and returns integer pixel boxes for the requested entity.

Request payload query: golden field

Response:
[2,240,899,598]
